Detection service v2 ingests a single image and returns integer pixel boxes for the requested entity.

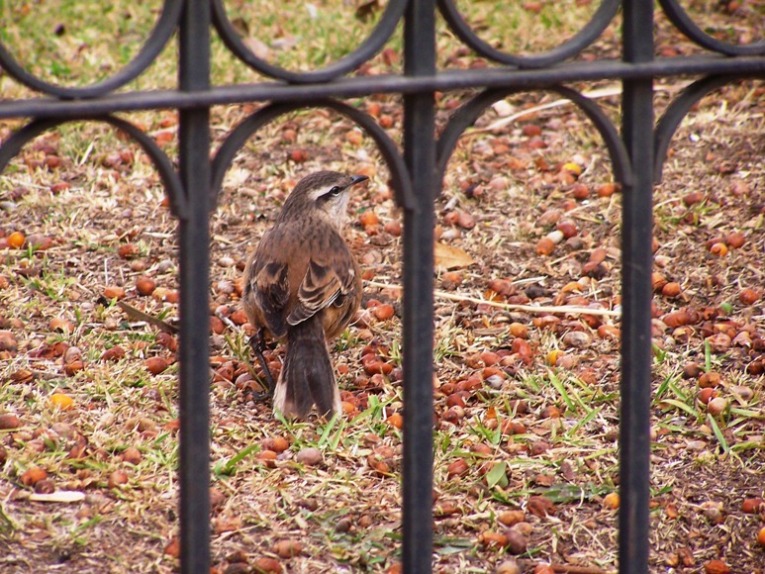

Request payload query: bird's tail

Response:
[273,316,340,419]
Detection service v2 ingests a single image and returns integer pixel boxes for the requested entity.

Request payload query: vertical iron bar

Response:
[178,1,212,573]
[402,1,437,573]
[620,2,654,574]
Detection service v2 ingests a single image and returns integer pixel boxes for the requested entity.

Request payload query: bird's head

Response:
[278,171,368,227]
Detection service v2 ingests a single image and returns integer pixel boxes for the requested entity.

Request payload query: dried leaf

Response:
[434,242,474,271]
[355,0,381,21]
[243,37,271,60]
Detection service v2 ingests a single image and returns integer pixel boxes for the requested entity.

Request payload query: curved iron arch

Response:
[659,0,765,56]
[436,86,633,188]
[211,0,407,84]
[0,116,187,219]
[0,0,182,100]
[210,99,414,210]
[653,74,760,182]
[437,0,620,69]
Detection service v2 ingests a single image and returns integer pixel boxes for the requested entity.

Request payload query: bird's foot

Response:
[248,389,273,405]
[249,329,276,396]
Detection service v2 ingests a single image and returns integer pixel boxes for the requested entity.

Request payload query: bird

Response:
[242,171,367,419]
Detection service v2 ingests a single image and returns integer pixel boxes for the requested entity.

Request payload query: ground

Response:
[1,2,764,574]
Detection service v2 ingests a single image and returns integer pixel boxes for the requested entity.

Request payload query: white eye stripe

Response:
[307,185,342,201]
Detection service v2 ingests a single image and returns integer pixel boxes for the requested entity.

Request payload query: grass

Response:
[0,0,165,87]
[451,0,600,55]
[222,0,386,71]
[2,2,765,574]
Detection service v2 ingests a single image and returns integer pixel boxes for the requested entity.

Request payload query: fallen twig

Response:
[466,83,681,136]
[98,297,179,334]
[551,564,612,574]
[365,280,621,318]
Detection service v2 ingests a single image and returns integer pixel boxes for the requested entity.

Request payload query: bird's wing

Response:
[249,259,290,337]
[288,248,357,327]
[287,259,342,326]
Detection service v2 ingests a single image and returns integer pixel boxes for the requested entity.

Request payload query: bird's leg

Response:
[249,328,276,398]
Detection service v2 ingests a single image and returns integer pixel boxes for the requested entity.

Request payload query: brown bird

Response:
[242,171,366,419]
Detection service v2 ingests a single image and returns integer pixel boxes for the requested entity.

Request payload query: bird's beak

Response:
[350,175,369,187]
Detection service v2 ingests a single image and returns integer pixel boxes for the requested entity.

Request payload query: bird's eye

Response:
[329,186,342,197]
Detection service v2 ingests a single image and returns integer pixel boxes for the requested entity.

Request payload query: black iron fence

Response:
[1,1,763,573]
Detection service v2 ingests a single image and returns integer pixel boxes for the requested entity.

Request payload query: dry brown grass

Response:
[1,3,765,574]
